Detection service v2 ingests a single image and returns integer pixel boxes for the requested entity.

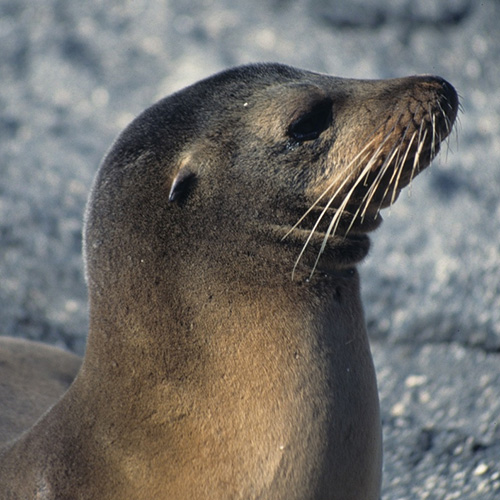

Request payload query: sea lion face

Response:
[85,64,458,288]
[233,73,457,217]
[166,66,457,274]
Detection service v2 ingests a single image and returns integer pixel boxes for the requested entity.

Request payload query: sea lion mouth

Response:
[287,205,384,236]
[277,223,373,273]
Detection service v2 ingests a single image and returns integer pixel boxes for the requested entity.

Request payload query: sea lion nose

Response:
[414,75,459,118]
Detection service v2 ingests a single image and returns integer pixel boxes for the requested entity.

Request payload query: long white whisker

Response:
[344,159,382,233]
[359,131,404,221]
[289,134,386,279]
[290,145,379,279]
[307,146,389,278]
[389,130,417,206]
[290,170,356,279]
[284,134,382,241]
[430,107,437,157]
[329,130,397,238]
[357,113,409,217]
[436,100,454,162]
[375,124,412,209]
[410,126,428,184]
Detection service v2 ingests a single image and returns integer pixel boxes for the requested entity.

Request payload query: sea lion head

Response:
[83,64,458,317]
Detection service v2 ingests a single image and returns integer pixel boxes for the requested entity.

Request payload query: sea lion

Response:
[0,63,458,499]
[0,337,81,446]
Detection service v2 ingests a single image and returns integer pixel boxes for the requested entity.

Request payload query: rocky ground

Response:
[1,0,499,497]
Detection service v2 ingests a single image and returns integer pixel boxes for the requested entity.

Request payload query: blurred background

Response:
[1,0,499,497]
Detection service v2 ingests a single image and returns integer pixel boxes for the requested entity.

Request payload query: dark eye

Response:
[288,99,333,142]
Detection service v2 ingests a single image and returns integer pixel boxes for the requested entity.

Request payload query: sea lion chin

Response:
[0,63,458,499]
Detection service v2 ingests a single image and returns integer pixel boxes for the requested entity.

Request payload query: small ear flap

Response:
[169,166,197,203]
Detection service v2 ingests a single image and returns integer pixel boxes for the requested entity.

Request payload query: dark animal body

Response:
[0,63,458,499]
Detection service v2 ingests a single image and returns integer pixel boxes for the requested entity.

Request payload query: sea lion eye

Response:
[288,99,333,142]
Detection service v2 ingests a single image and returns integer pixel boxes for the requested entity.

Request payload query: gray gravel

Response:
[1,0,499,497]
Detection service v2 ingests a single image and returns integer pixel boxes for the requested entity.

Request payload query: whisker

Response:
[335,126,399,238]
[284,170,350,241]
[283,134,381,242]
[359,128,406,221]
[290,171,355,279]
[360,147,398,220]
[410,125,428,185]
[307,145,389,278]
[436,100,455,162]
[357,114,406,215]
[347,157,383,231]
[375,124,412,210]
[389,130,417,206]
[438,100,453,135]
[289,133,387,279]
[290,161,366,278]
[430,108,437,158]
[290,147,378,279]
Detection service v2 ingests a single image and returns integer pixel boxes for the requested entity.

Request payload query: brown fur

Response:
[0,338,81,446]
[0,64,458,499]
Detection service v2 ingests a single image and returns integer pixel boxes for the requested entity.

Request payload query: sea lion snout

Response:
[279,72,458,276]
